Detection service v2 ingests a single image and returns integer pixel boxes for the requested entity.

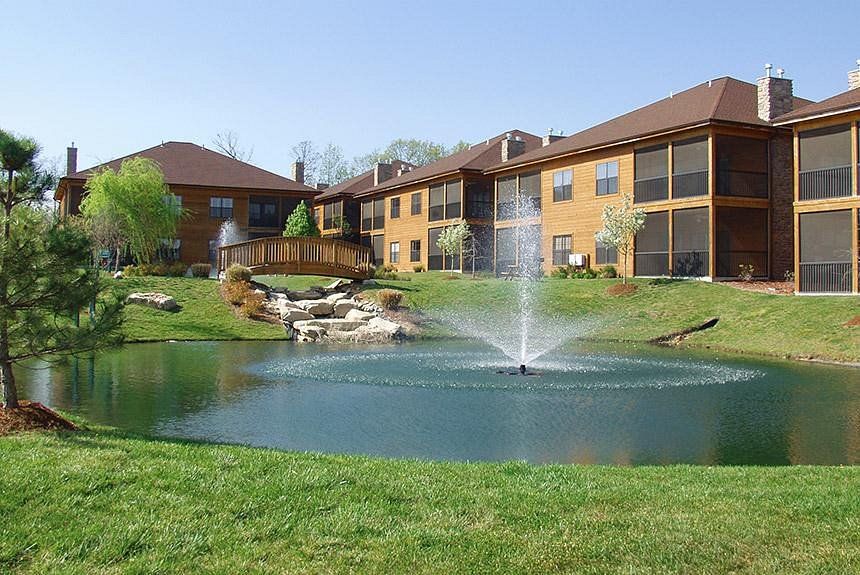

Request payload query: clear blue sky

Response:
[5,0,858,177]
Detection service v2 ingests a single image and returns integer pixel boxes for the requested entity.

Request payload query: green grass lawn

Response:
[2,426,858,574]
[118,277,286,342]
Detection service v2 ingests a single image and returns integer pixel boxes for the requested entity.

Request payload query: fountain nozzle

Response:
[519,364,527,375]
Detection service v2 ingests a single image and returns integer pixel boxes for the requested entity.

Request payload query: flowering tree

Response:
[436,219,471,276]
[594,193,646,284]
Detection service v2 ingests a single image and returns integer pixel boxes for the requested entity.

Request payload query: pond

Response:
[19,340,860,465]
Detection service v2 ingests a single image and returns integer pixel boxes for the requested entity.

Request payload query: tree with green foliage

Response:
[283,200,320,238]
[80,157,184,267]
[350,138,471,176]
[436,219,471,276]
[594,193,646,284]
[0,129,123,409]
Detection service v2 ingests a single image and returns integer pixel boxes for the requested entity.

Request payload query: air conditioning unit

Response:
[569,253,587,267]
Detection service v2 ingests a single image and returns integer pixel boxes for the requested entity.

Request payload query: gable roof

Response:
[315,160,416,202]
[354,130,541,197]
[485,77,812,173]
[773,86,860,124]
[59,141,316,194]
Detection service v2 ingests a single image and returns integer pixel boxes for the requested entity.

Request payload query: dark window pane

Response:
[361,201,372,231]
[495,227,516,272]
[429,184,444,222]
[798,210,852,293]
[373,198,385,230]
[635,211,669,275]
[519,171,541,212]
[635,145,668,180]
[390,242,400,263]
[410,239,421,262]
[390,197,400,219]
[799,124,851,171]
[371,235,384,266]
[595,240,618,265]
[465,179,493,218]
[496,176,517,220]
[673,137,708,173]
[553,169,572,202]
[715,207,768,277]
[716,135,768,198]
[552,235,571,265]
[428,228,443,270]
[596,162,619,196]
[323,203,333,229]
[445,179,461,219]
[673,207,709,277]
[411,192,422,215]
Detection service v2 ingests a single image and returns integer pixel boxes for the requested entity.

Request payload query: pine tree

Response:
[282,200,320,238]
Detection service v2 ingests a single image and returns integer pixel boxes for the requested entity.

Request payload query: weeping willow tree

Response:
[0,129,123,409]
[81,157,184,267]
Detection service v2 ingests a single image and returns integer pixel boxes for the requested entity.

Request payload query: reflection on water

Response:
[18,340,860,465]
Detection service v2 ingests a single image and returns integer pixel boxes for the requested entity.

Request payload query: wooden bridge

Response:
[217,236,374,279]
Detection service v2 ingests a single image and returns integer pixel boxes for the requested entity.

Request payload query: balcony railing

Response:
[672,170,709,199]
[672,251,709,277]
[716,250,768,278]
[634,176,669,203]
[799,261,852,293]
[799,165,852,201]
[717,170,768,198]
[634,252,669,276]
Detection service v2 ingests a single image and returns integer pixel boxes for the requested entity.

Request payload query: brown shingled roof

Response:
[773,86,860,124]
[60,141,315,193]
[485,78,811,173]
[354,130,541,197]
[315,160,416,202]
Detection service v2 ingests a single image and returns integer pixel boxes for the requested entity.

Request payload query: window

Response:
[672,207,709,277]
[716,136,768,198]
[323,204,334,229]
[428,228,443,270]
[799,210,852,292]
[634,211,669,276]
[389,241,400,263]
[429,184,444,221]
[372,198,385,230]
[164,195,183,215]
[361,201,372,231]
[596,162,619,196]
[208,239,218,264]
[634,145,668,203]
[552,235,571,266]
[798,124,852,200]
[465,180,493,218]
[553,170,572,202]
[596,240,617,265]
[158,239,181,262]
[209,197,233,218]
[715,207,768,277]
[410,239,421,262]
[496,176,517,220]
[250,196,279,228]
[672,137,709,198]
[281,198,300,221]
[390,197,400,219]
[371,235,384,266]
[445,179,461,219]
[519,171,541,212]
[411,192,422,215]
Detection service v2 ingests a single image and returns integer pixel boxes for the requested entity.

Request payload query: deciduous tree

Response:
[436,219,471,277]
[212,130,254,162]
[594,193,646,284]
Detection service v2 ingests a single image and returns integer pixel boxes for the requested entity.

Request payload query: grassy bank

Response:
[119,276,285,342]
[350,273,859,363]
[1,426,858,574]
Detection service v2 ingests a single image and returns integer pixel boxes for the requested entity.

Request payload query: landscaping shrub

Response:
[374,263,401,280]
[550,267,569,279]
[738,264,755,282]
[190,263,212,278]
[377,289,403,310]
[123,262,187,277]
[221,280,250,305]
[412,264,425,273]
[226,264,252,283]
[238,290,266,318]
[599,265,618,279]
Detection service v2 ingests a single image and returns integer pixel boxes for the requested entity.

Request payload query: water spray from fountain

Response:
[434,190,597,373]
[217,219,243,248]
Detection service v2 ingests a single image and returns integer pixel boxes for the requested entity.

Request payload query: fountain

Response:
[217,219,243,247]
[435,191,595,373]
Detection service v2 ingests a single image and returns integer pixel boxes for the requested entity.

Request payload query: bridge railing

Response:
[218,236,374,279]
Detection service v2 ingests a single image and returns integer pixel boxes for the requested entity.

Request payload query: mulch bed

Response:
[607,284,638,296]
[845,316,860,327]
[0,401,78,435]
[722,280,794,295]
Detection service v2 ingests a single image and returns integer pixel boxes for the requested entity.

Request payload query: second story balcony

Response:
[798,123,853,201]
[799,165,853,201]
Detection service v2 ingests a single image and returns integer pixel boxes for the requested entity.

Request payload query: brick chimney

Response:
[848,60,860,90]
[66,143,77,175]
[542,130,564,147]
[373,162,392,186]
[316,183,329,191]
[291,161,304,184]
[757,64,793,122]
[501,133,526,162]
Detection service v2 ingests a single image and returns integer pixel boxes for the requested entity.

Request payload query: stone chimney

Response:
[316,183,329,191]
[501,133,526,162]
[291,161,304,184]
[848,60,860,90]
[542,131,564,147]
[373,162,392,186]
[757,64,793,122]
[66,143,77,175]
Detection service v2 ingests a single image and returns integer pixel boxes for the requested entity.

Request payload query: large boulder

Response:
[292,318,368,332]
[287,289,323,301]
[344,308,376,322]
[333,300,359,318]
[281,308,314,323]
[368,316,402,338]
[325,292,350,304]
[126,292,179,312]
[294,299,334,316]
[294,324,326,342]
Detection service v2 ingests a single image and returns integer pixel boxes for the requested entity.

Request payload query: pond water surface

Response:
[19,340,860,465]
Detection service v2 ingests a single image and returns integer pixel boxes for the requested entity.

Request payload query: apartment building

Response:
[774,65,860,294]
[55,141,318,264]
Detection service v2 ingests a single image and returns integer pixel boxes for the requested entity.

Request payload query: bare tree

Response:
[318,143,350,186]
[291,140,320,186]
[212,130,254,162]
